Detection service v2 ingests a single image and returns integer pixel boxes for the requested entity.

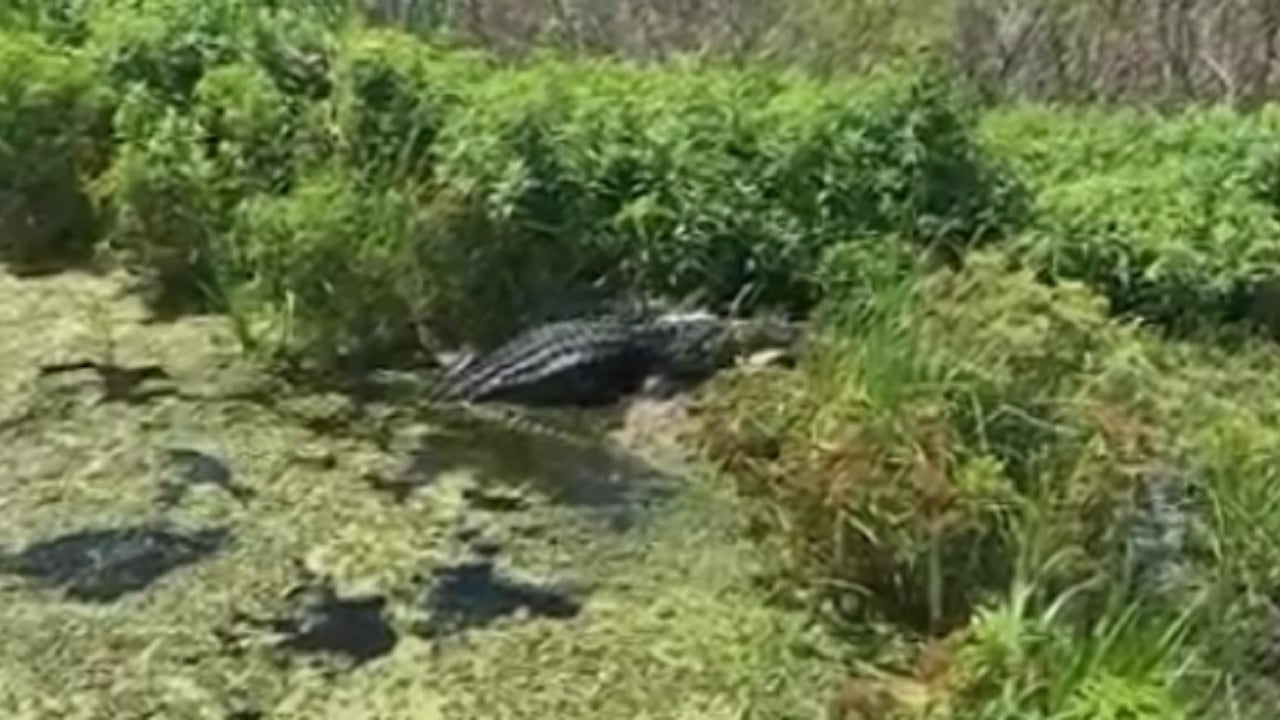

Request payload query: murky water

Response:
[0,268,834,719]
[416,558,583,638]
[235,578,400,666]
[400,406,675,532]
[0,523,230,602]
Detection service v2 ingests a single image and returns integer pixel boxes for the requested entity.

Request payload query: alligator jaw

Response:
[717,317,808,364]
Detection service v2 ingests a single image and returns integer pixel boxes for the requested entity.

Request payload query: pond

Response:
[0,268,836,719]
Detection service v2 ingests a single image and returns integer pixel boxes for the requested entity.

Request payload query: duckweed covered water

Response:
[0,268,837,719]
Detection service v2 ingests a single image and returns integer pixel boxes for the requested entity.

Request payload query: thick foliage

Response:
[85,3,345,311]
[225,171,427,368]
[982,106,1280,336]
[85,0,252,105]
[436,61,1025,314]
[332,30,488,185]
[2,1,1023,362]
[99,91,223,311]
[0,32,111,270]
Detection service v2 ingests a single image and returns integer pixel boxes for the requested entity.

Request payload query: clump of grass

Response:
[691,246,1280,715]
[694,249,1159,629]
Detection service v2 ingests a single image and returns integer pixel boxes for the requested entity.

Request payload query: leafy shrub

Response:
[331,29,487,184]
[84,0,346,107]
[98,89,224,311]
[0,31,112,270]
[435,62,1025,314]
[395,185,591,348]
[226,172,596,366]
[982,105,1280,334]
[8,4,1025,345]
[192,62,305,198]
[101,54,332,314]
[85,0,252,105]
[0,0,95,45]
[242,5,337,101]
[224,170,425,369]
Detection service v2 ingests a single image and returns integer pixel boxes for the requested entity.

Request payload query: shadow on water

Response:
[414,559,583,639]
[264,589,398,666]
[0,523,230,602]
[387,405,674,531]
[156,446,257,508]
[221,568,399,667]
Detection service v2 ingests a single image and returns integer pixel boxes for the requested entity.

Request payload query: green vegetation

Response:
[982,105,1280,334]
[696,248,1280,716]
[0,30,111,270]
[6,1,1280,718]
[3,0,1028,365]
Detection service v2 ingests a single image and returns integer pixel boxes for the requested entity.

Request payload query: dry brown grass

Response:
[356,0,1280,104]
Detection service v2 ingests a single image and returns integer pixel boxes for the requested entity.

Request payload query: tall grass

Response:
[692,246,1280,716]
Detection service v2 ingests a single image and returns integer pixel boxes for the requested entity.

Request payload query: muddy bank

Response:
[0,268,836,719]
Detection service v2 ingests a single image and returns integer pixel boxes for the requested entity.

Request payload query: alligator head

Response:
[640,311,808,392]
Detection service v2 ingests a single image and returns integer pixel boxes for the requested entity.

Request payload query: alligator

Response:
[429,311,806,408]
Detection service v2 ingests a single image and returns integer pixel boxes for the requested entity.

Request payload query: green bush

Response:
[0,0,95,45]
[332,29,488,184]
[225,173,590,365]
[5,2,1025,347]
[84,0,346,106]
[242,5,337,101]
[183,46,1025,361]
[0,31,112,270]
[435,61,1025,314]
[192,62,306,198]
[982,105,1280,334]
[98,89,224,311]
[224,170,425,369]
[85,0,252,105]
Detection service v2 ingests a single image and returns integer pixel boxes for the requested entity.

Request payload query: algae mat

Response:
[0,269,837,719]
